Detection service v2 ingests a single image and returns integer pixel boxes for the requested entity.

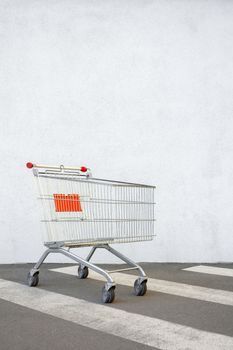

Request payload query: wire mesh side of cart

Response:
[34,170,156,246]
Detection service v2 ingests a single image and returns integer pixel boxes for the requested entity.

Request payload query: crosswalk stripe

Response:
[0,278,233,350]
[50,266,233,306]
[183,265,233,277]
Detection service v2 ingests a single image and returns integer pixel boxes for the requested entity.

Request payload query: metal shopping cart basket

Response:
[26,162,156,303]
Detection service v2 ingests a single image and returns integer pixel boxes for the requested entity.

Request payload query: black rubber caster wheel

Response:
[27,272,39,287]
[134,279,147,296]
[77,265,89,279]
[102,286,115,303]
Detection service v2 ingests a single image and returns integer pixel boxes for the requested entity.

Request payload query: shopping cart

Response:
[26,162,156,303]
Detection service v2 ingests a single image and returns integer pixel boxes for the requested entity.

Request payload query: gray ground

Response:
[0,263,233,350]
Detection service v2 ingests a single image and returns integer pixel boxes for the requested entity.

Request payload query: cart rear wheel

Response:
[102,286,115,303]
[27,272,39,287]
[77,265,89,279]
[134,279,147,296]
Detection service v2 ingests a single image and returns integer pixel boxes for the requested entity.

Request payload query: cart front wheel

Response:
[102,286,115,303]
[134,279,147,296]
[27,272,39,287]
[77,265,89,279]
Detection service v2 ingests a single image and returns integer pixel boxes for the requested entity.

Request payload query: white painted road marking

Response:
[50,266,233,306]
[0,279,233,350]
[183,265,233,277]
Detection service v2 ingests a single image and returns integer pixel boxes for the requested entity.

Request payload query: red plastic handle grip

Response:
[26,162,88,172]
[26,162,34,169]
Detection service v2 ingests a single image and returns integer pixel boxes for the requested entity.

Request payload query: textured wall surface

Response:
[0,0,233,263]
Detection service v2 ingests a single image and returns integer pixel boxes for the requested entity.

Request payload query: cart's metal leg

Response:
[29,248,52,276]
[78,246,97,271]
[57,248,115,289]
[86,246,97,262]
[28,246,115,291]
[101,244,147,283]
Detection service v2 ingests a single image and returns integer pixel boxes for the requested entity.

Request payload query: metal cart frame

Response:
[26,162,156,303]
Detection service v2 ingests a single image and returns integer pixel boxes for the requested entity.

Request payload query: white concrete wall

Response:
[0,0,233,263]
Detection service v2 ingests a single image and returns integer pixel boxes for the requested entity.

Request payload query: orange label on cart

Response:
[53,194,82,212]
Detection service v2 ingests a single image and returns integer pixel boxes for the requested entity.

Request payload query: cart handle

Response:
[26,162,89,173]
